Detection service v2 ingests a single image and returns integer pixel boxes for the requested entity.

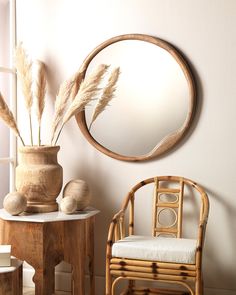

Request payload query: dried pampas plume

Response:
[15,43,34,145]
[89,67,120,130]
[50,70,84,145]
[34,60,46,145]
[53,64,109,145]
[69,71,84,100]
[0,92,25,146]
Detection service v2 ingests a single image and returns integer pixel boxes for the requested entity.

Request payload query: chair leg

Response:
[195,277,204,295]
[106,264,112,295]
[106,274,112,295]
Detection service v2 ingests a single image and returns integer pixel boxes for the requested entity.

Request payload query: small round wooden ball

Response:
[3,192,27,215]
[60,196,77,214]
[63,179,91,210]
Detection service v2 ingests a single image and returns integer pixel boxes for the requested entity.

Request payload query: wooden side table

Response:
[0,208,99,295]
[0,257,23,295]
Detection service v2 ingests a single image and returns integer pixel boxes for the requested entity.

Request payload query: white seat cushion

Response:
[112,235,197,264]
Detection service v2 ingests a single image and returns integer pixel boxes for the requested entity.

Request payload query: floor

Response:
[23,287,71,294]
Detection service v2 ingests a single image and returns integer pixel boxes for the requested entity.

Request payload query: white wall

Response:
[16,0,236,294]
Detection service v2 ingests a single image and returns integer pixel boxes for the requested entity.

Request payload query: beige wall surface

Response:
[16,0,236,294]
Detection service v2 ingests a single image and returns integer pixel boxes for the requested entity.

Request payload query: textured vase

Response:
[15,146,63,213]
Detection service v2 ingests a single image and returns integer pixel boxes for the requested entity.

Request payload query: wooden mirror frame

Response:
[76,34,196,161]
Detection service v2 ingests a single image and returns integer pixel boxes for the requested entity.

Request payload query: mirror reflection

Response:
[85,40,189,157]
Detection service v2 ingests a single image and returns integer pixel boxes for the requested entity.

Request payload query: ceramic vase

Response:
[15,145,63,213]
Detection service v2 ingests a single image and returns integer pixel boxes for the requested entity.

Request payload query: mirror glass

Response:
[76,34,196,161]
[85,40,189,157]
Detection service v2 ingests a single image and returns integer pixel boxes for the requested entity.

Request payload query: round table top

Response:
[0,207,99,223]
[0,257,22,273]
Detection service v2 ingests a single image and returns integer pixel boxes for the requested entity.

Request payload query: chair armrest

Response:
[197,219,208,250]
[107,209,125,242]
[106,209,128,261]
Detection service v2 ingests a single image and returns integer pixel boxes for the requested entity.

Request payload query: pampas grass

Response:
[1,43,120,148]
[0,92,25,146]
[69,70,84,100]
[53,64,109,145]
[34,60,46,145]
[15,43,34,145]
[50,70,84,145]
[89,67,120,130]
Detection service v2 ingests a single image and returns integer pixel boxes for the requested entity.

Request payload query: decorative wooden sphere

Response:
[60,196,77,214]
[3,192,27,215]
[63,179,91,210]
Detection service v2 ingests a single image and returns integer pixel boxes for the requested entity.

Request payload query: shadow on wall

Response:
[203,187,236,291]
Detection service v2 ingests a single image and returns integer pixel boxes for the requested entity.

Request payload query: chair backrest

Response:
[153,176,185,238]
[122,176,209,239]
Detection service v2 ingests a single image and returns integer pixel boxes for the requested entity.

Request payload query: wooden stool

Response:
[0,208,99,295]
[0,257,23,295]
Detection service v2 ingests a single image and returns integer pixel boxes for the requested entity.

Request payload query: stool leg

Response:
[33,265,55,295]
[88,254,95,295]
[0,269,23,295]
[13,264,23,295]
[71,263,85,295]
[0,273,12,295]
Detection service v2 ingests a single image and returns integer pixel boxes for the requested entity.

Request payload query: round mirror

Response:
[76,34,196,161]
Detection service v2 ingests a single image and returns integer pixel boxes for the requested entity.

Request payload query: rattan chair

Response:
[106,176,209,295]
